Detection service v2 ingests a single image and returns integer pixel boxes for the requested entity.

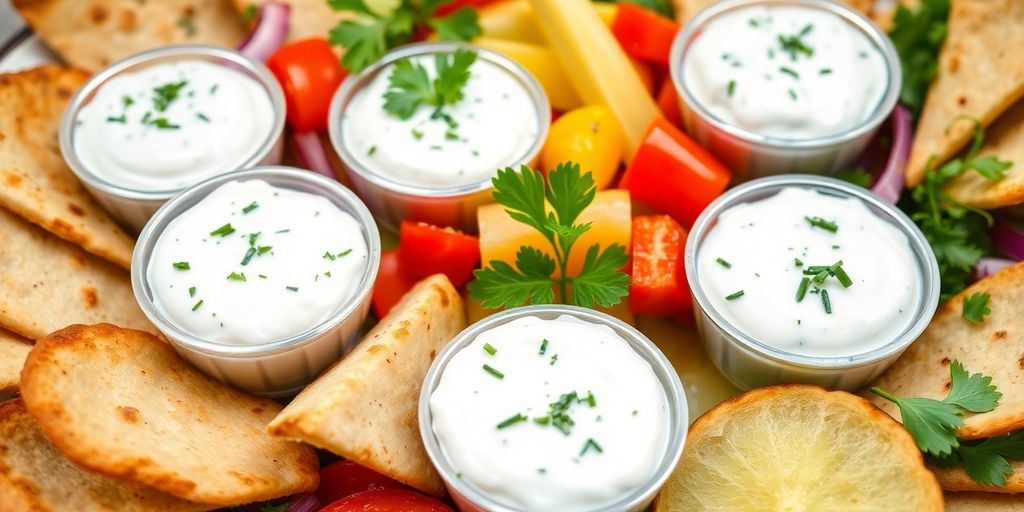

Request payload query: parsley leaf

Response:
[889,0,950,119]
[383,49,477,120]
[941,431,1024,487]
[962,292,992,324]
[468,163,630,309]
[427,7,482,41]
[945,360,1001,412]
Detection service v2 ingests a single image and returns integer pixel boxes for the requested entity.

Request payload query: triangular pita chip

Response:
[0,65,134,269]
[933,459,1024,494]
[268,274,466,497]
[0,328,31,394]
[20,324,320,506]
[12,0,247,73]
[866,262,1024,440]
[945,492,1024,511]
[0,399,210,512]
[0,207,154,340]
[945,97,1024,208]
[234,0,350,44]
[906,0,1024,186]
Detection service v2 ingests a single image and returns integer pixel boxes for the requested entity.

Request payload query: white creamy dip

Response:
[682,4,888,139]
[147,179,368,345]
[74,60,276,191]
[343,53,539,188]
[697,187,920,358]
[430,315,669,511]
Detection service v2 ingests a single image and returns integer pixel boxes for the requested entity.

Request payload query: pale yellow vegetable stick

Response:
[528,0,660,159]
[473,37,582,111]
[478,1,618,44]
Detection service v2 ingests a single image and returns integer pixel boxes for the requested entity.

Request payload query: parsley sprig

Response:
[467,163,630,309]
[383,49,476,121]
[889,0,949,119]
[327,0,481,73]
[962,292,991,324]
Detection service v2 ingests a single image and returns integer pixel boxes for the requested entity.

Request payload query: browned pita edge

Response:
[0,398,212,512]
[932,460,1024,494]
[865,262,1024,440]
[0,328,32,394]
[944,491,1024,511]
[20,324,320,506]
[905,0,1024,186]
[12,0,247,73]
[945,97,1024,208]
[0,65,134,269]
[268,275,467,497]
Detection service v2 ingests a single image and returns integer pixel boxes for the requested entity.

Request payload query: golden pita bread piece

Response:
[0,207,154,340]
[905,0,1024,186]
[234,0,350,43]
[20,324,319,506]
[946,98,1024,208]
[12,0,247,73]
[675,0,871,23]
[0,66,134,269]
[867,262,1024,440]
[933,458,1024,494]
[945,492,1024,511]
[268,274,466,497]
[0,399,210,512]
[0,328,32,394]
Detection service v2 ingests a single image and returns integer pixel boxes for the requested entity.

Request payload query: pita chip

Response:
[866,262,1024,440]
[0,328,31,394]
[0,65,134,269]
[933,459,1024,494]
[945,98,1024,208]
[20,324,320,506]
[268,274,467,497]
[12,0,247,73]
[234,0,351,44]
[945,492,1024,511]
[0,207,154,340]
[905,0,1024,186]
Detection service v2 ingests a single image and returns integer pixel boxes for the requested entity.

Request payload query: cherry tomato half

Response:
[315,461,409,505]
[630,215,692,316]
[319,489,453,512]
[398,222,480,288]
[267,38,346,132]
[372,250,417,318]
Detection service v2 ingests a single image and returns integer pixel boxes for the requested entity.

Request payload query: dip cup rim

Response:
[418,304,688,512]
[684,174,941,370]
[59,44,287,202]
[130,166,381,357]
[327,41,551,199]
[669,0,902,149]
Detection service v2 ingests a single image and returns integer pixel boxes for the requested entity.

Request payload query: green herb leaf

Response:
[944,360,1001,412]
[427,8,481,41]
[571,244,630,309]
[152,81,188,112]
[949,430,1024,487]
[889,0,950,119]
[383,49,477,120]
[172,261,190,270]
[962,292,992,324]
[468,247,556,309]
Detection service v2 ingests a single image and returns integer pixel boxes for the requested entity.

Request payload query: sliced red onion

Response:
[869,104,912,204]
[286,493,321,512]
[292,131,337,179]
[974,256,1016,280]
[990,218,1024,261]
[238,3,291,63]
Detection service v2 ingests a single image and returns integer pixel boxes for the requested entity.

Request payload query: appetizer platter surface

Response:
[0,0,1022,511]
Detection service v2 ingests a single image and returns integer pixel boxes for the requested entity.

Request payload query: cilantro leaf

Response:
[571,244,631,308]
[428,8,482,42]
[546,162,596,229]
[432,48,476,106]
[954,431,1024,487]
[889,0,949,119]
[961,292,992,324]
[944,359,1001,412]
[468,247,556,309]
[329,18,389,73]
[491,165,550,237]
[382,49,477,120]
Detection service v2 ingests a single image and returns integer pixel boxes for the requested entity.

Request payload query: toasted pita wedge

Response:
[0,399,210,512]
[933,458,1024,494]
[20,324,319,506]
[0,66,134,269]
[945,98,1024,208]
[905,0,1024,186]
[12,0,247,73]
[866,262,1024,440]
[0,207,154,340]
[268,274,466,497]
[945,492,1024,511]
[675,0,871,22]
[234,0,350,43]
[0,328,31,394]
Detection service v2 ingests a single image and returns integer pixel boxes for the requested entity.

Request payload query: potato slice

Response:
[20,324,319,506]
[268,274,466,497]
[0,398,210,512]
[655,385,943,512]
[0,328,31,394]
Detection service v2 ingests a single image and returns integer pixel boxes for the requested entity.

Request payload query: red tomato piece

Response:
[655,75,682,128]
[630,215,692,316]
[398,222,480,288]
[620,117,731,227]
[372,250,417,318]
[611,3,680,65]
[319,489,453,512]
[433,0,501,16]
[267,38,346,132]
[315,461,409,505]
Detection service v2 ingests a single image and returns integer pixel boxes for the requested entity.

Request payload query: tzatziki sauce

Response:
[682,4,888,139]
[697,187,920,358]
[147,179,368,345]
[342,53,540,188]
[429,315,669,511]
[74,60,276,191]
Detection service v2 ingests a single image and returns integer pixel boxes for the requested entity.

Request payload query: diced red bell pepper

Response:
[620,117,731,227]
[398,222,480,288]
[630,215,692,316]
[372,250,417,318]
[656,75,682,128]
[433,0,502,16]
[611,3,681,65]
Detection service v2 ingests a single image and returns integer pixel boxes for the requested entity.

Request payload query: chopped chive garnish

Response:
[122,95,134,108]
[821,289,832,314]
[368,145,377,156]
[813,269,830,284]
[106,115,126,123]
[550,354,558,365]
[716,258,732,269]
[538,468,547,474]
[276,229,290,234]
[779,66,799,79]
[804,216,838,233]
[796,277,810,302]
[191,299,203,311]
[830,261,853,288]
[196,112,210,122]
[172,261,190,270]
[803,265,830,275]
[242,201,259,214]
[258,246,272,255]
[533,416,550,425]
[496,413,527,429]
[727,80,736,97]
[788,88,798,101]
[584,391,596,407]
[539,338,549,355]
[323,251,336,261]
[286,286,299,292]
[483,343,497,356]
[227,272,246,282]
[411,128,424,140]
[336,249,353,257]
[580,438,603,457]
[210,223,235,237]
[725,290,745,301]
[258,274,268,279]
[483,364,504,379]
[820,68,832,75]
[445,131,459,141]
[188,286,196,297]
[794,258,804,267]
[240,247,257,266]
[324,271,331,278]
